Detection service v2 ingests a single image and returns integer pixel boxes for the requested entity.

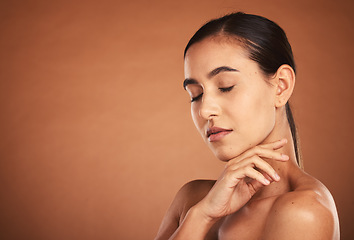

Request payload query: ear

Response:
[273,64,295,108]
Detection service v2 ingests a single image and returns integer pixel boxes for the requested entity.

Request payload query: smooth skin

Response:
[155,37,340,240]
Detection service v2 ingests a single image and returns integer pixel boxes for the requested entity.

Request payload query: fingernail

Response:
[282,154,289,160]
[263,179,270,185]
[274,173,280,181]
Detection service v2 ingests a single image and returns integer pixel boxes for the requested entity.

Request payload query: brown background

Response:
[1,0,353,239]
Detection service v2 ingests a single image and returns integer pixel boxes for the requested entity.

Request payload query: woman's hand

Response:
[194,138,290,222]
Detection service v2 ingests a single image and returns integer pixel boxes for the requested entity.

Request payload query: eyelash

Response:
[191,93,203,102]
[219,85,235,92]
[190,85,235,102]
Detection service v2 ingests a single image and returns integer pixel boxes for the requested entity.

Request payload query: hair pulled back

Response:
[184,12,302,168]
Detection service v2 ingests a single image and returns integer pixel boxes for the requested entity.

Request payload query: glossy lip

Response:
[206,127,233,142]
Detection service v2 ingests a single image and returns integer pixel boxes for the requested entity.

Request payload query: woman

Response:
[155,12,340,240]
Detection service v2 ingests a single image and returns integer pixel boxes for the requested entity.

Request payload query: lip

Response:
[206,127,233,142]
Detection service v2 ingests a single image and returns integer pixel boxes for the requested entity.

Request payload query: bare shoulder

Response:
[264,173,340,240]
[154,179,215,240]
[179,179,216,199]
[175,179,216,218]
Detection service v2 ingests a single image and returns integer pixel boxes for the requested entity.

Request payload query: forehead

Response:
[184,36,254,77]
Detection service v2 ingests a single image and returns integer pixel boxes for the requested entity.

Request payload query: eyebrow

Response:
[208,66,239,78]
[183,66,239,89]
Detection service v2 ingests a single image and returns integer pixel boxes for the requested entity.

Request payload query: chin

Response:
[211,145,245,162]
[209,138,260,162]
[216,154,233,162]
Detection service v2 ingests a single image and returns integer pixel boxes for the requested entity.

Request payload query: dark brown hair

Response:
[184,12,302,168]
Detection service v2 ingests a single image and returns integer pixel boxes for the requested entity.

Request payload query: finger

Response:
[259,138,288,150]
[247,178,266,195]
[228,143,289,166]
[263,172,273,182]
[237,156,280,182]
[223,166,269,189]
[240,166,271,185]
[256,147,289,161]
[227,156,279,182]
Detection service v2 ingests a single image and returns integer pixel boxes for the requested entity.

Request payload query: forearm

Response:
[169,205,217,240]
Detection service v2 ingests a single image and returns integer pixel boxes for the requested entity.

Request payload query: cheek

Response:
[251,91,276,133]
[227,91,255,119]
[230,87,275,133]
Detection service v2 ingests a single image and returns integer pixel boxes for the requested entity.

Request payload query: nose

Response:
[199,93,221,120]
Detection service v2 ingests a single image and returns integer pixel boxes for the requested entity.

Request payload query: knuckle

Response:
[224,169,240,180]
[243,156,256,167]
[246,165,255,172]
[250,155,261,162]
[249,162,256,168]
[253,146,261,153]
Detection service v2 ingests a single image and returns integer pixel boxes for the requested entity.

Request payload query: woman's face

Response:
[184,37,278,161]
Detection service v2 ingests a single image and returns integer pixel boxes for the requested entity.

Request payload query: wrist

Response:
[189,203,220,226]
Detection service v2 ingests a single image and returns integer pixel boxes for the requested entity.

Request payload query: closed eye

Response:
[219,85,235,92]
[191,93,203,102]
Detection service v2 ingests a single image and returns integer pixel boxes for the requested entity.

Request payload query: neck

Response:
[250,108,302,202]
